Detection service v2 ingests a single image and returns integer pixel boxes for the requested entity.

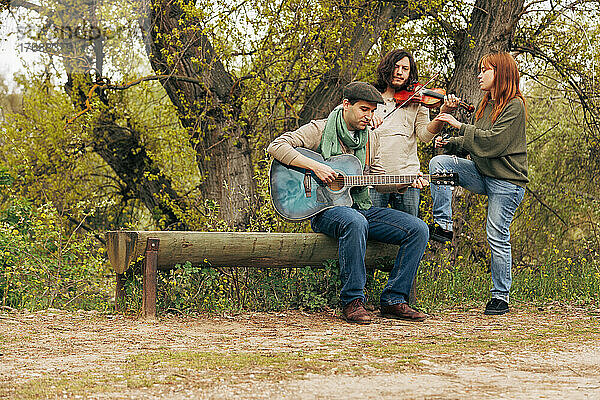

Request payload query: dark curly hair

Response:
[374,49,418,93]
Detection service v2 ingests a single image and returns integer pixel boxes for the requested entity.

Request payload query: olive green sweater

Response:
[445,97,528,187]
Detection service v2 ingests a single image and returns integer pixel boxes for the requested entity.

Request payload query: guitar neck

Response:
[345,174,430,187]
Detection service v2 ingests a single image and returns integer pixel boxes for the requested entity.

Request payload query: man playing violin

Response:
[267,82,429,325]
[370,49,460,216]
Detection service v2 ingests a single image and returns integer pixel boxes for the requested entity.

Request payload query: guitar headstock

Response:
[430,172,459,186]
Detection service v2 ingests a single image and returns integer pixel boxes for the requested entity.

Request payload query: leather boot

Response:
[342,298,372,324]
[380,303,427,321]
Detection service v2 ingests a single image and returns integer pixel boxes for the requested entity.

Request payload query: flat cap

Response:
[343,81,384,104]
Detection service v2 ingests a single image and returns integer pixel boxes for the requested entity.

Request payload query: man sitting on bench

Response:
[267,82,429,324]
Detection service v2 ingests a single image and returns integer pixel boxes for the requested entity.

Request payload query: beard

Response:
[390,78,410,91]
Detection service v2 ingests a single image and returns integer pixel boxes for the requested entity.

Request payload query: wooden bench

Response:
[105,231,401,319]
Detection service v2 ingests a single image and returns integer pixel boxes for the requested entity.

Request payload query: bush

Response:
[154,261,342,313]
[0,169,111,311]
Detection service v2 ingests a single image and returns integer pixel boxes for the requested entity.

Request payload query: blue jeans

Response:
[370,188,420,217]
[429,155,525,303]
[310,206,428,306]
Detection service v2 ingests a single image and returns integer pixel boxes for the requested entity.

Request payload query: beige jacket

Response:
[267,119,400,192]
[373,98,434,175]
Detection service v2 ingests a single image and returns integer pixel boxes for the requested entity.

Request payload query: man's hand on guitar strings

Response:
[411,172,429,189]
[312,162,338,184]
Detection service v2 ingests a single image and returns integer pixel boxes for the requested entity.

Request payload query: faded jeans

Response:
[429,155,525,303]
[310,206,428,307]
[370,187,420,217]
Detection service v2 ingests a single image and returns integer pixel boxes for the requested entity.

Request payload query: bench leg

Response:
[409,278,417,305]
[142,238,160,319]
[115,273,127,312]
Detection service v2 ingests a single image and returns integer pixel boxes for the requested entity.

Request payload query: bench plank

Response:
[106,231,398,274]
[106,230,403,318]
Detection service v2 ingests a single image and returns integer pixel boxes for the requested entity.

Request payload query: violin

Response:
[393,83,474,112]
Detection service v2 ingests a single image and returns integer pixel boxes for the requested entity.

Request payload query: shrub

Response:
[0,169,111,311]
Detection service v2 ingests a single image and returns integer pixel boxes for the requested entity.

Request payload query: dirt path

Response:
[1,304,599,399]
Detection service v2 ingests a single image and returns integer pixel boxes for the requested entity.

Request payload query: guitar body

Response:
[269,148,362,221]
[269,147,459,221]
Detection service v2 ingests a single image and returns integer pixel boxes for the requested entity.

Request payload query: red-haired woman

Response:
[429,52,528,315]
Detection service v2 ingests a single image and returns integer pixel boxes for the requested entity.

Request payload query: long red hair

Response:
[475,52,527,122]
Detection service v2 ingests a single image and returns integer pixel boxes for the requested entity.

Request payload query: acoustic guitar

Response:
[269,147,458,221]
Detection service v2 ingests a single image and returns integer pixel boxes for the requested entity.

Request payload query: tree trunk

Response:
[298,1,427,125]
[444,0,525,240]
[19,0,188,230]
[144,0,256,229]
[448,0,525,106]
[65,74,186,229]
[92,115,185,229]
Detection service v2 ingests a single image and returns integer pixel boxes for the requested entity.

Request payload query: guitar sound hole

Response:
[328,176,345,191]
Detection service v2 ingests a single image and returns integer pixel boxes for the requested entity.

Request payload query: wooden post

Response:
[409,279,417,305]
[142,238,160,319]
[115,273,127,312]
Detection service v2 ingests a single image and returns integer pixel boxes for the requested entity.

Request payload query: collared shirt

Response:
[267,119,400,193]
[372,97,434,175]
[267,119,385,175]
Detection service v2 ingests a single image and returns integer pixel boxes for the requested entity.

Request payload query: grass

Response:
[2,305,599,399]
[2,240,599,399]
[411,247,600,313]
[4,374,127,399]
[3,261,598,399]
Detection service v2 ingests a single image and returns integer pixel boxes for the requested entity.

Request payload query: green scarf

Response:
[319,106,372,210]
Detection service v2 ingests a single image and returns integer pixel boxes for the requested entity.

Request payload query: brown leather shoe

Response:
[380,303,427,322]
[342,298,372,324]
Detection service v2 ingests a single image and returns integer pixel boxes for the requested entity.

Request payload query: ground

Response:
[1,303,599,399]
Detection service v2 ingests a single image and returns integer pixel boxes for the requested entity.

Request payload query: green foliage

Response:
[512,251,600,303]
[0,171,111,311]
[115,244,600,316]
[0,167,14,187]
[152,262,342,313]
[2,0,600,315]
[416,245,600,310]
[0,74,123,229]
[159,262,233,312]
[416,249,491,308]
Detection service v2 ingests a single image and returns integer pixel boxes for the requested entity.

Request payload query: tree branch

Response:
[66,74,204,124]
[526,187,567,225]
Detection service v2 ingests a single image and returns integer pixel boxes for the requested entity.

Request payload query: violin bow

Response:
[383,72,441,121]
[396,72,440,108]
